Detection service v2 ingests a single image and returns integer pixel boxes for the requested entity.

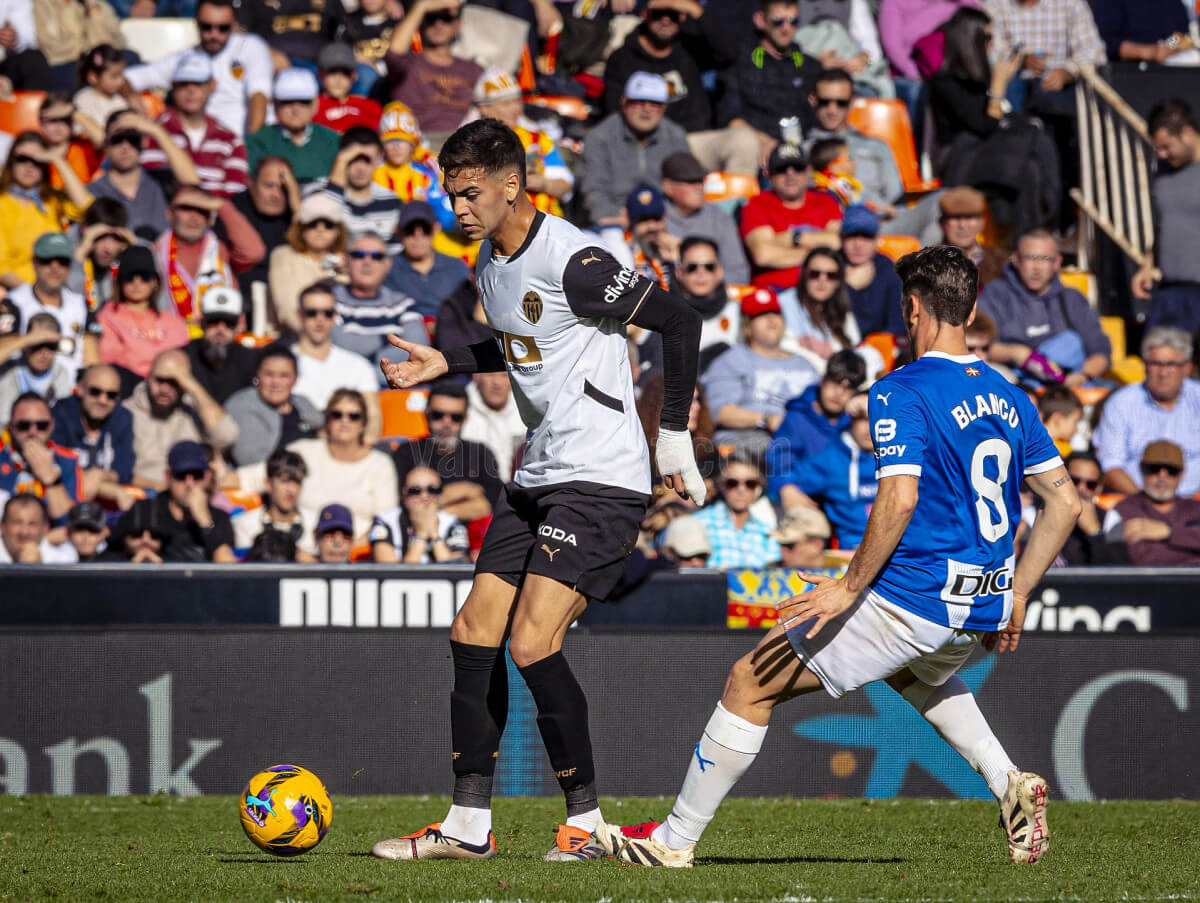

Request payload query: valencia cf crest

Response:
[522,291,543,324]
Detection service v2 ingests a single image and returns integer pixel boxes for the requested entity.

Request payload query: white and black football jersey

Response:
[475,212,654,495]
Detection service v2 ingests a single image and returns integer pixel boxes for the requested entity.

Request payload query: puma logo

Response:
[540,544,560,561]
[580,251,601,266]
[877,392,891,406]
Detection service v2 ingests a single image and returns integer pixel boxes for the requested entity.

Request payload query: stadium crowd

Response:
[2,0,1200,573]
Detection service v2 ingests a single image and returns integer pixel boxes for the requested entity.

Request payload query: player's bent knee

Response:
[507,632,556,669]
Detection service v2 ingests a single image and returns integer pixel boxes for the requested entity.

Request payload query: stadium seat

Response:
[862,332,898,373]
[1060,268,1098,306]
[847,98,940,196]
[380,388,430,440]
[140,92,165,119]
[119,18,199,63]
[524,95,590,121]
[704,171,760,207]
[1100,315,1146,384]
[877,234,920,262]
[0,91,46,135]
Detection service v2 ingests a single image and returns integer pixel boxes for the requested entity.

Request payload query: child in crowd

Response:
[1038,383,1084,458]
[314,43,382,133]
[809,137,862,210]
[38,92,101,187]
[74,45,144,130]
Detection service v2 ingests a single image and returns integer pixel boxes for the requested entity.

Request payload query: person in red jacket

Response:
[314,43,382,133]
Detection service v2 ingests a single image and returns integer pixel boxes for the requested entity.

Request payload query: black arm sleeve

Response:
[561,246,700,430]
[443,337,507,375]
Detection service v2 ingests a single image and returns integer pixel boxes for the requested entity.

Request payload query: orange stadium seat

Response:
[0,91,46,135]
[704,171,760,206]
[140,92,165,119]
[877,234,920,262]
[847,98,940,195]
[524,95,590,121]
[380,388,430,440]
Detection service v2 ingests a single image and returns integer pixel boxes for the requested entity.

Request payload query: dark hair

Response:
[1065,450,1100,470]
[1038,383,1083,421]
[78,43,125,90]
[298,280,337,309]
[799,247,853,349]
[0,132,52,200]
[340,126,383,151]
[438,118,526,191]
[83,196,129,229]
[325,388,368,442]
[9,390,51,422]
[2,493,47,525]
[760,0,798,11]
[266,448,308,480]
[825,349,867,387]
[27,312,60,334]
[809,137,850,173]
[679,236,719,260]
[1148,98,1198,136]
[104,107,136,135]
[941,8,992,84]
[428,379,468,404]
[247,526,298,562]
[252,154,293,180]
[196,0,234,11]
[895,246,978,327]
[257,345,298,374]
[39,91,74,116]
[814,68,854,94]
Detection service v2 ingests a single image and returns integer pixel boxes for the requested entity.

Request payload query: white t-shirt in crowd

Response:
[7,283,91,383]
[0,537,78,564]
[293,344,379,413]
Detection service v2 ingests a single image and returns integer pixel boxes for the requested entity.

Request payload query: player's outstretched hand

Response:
[380,335,449,389]
[656,427,706,506]
[776,572,856,639]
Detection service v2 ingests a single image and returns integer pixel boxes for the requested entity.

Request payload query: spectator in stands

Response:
[1038,383,1082,457]
[0,314,75,419]
[97,246,191,380]
[965,311,1016,382]
[156,185,265,324]
[219,157,299,313]
[671,237,738,373]
[385,200,473,319]
[978,228,1111,387]
[1057,451,1114,565]
[1134,100,1200,334]
[124,347,239,489]
[692,454,780,569]
[771,392,877,546]
[230,388,397,543]
[37,93,100,186]
[371,102,444,213]
[237,0,343,71]
[382,0,483,143]
[624,183,679,288]
[116,439,237,562]
[388,380,502,521]
[226,346,321,467]
[268,193,347,334]
[0,0,50,93]
[314,502,355,564]
[0,392,84,521]
[50,363,135,505]
[660,514,712,568]
[878,0,975,84]
[716,0,823,168]
[601,0,756,175]
[0,496,58,564]
[89,111,199,243]
[701,286,821,458]
[334,232,425,375]
[234,449,314,559]
[582,71,690,231]
[1095,0,1193,63]
[125,0,273,138]
[247,69,340,184]
[342,0,400,93]
[143,52,248,200]
[937,186,1006,290]
[770,506,832,569]
[68,198,134,313]
[74,44,137,128]
[1104,441,1200,566]
[840,205,905,339]
[102,497,170,563]
[740,143,841,299]
[370,464,469,563]
[0,133,93,289]
[289,282,382,442]
[184,287,256,404]
[315,43,383,133]
[1093,327,1200,496]
[315,127,402,242]
[790,247,861,360]
[62,501,108,563]
[767,348,865,482]
[660,151,750,285]
[461,371,525,484]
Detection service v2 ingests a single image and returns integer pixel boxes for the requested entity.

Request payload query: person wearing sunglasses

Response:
[768,505,831,569]
[1103,440,1200,566]
[672,238,736,371]
[786,246,860,363]
[50,364,135,507]
[386,200,473,320]
[288,281,382,443]
[67,198,135,312]
[0,392,84,522]
[839,205,905,342]
[691,454,780,569]
[0,313,75,428]
[268,193,348,334]
[226,345,321,467]
[371,465,469,563]
[125,0,273,138]
[247,68,341,184]
[34,94,99,185]
[184,286,260,405]
[1046,451,1114,566]
[97,245,190,381]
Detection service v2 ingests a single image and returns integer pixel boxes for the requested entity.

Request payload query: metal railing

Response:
[1071,65,1160,278]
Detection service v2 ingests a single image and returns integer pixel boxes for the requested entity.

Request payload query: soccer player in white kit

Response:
[598,247,1082,867]
[370,119,707,862]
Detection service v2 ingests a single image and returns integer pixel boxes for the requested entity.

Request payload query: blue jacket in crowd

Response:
[785,431,879,548]
[847,252,905,338]
[766,383,851,502]
[50,394,136,485]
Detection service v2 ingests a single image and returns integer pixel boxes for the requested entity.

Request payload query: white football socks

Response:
[901,674,1016,800]
[441,804,492,845]
[566,807,602,833]
[654,701,768,850]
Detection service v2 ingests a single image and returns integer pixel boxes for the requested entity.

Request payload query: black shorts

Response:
[474,480,650,601]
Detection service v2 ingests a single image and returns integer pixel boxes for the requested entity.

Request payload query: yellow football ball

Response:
[239,764,333,856]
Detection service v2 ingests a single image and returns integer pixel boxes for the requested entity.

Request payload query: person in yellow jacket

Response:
[0,131,93,290]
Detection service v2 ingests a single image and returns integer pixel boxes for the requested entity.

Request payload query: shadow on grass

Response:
[701,855,909,865]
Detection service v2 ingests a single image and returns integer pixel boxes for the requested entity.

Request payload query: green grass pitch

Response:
[2,795,1197,902]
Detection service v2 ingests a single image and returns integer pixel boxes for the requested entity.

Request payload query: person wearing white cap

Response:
[246,68,340,183]
[124,0,273,138]
[770,506,832,569]
[185,286,261,405]
[661,514,712,567]
[267,192,348,334]
[141,51,249,200]
[582,71,689,233]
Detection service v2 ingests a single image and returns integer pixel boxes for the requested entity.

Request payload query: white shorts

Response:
[783,589,983,699]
